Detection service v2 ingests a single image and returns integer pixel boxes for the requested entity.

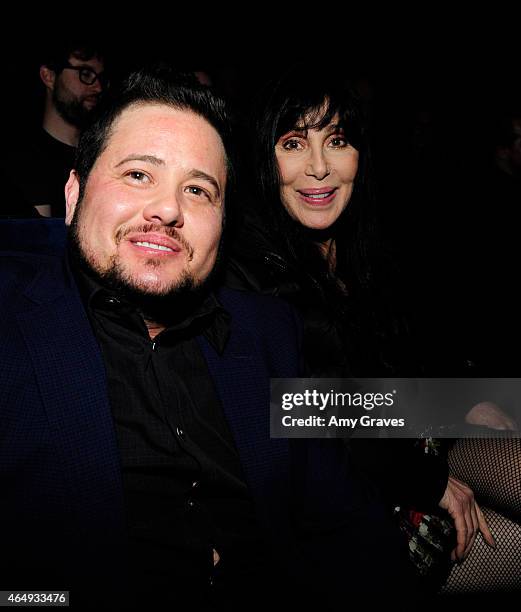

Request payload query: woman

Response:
[228,65,391,378]
[226,63,499,593]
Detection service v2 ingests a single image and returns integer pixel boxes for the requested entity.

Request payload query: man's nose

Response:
[142,193,184,227]
[305,147,330,180]
[89,78,103,94]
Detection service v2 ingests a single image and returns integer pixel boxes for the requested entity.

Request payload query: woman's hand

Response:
[438,476,496,561]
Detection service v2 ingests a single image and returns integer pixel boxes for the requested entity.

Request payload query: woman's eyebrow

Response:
[326,123,343,132]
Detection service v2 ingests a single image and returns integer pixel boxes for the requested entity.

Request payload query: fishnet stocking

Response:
[449,437,521,522]
[441,507,521,593]
[441,438,521,593]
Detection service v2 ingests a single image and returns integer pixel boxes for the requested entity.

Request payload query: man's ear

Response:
[39,65,56,91]
[65,170,80,226]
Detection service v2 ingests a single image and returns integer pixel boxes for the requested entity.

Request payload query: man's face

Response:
[52,54,105,127]
[66,103,227,297]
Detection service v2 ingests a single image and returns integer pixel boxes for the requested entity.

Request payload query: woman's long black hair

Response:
[253,63,379,294]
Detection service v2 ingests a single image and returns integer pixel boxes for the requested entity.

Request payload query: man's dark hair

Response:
[74,65,235,205]
[41,37,104,72]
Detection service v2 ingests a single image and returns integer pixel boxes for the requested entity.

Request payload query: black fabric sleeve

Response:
[348,437,449,513]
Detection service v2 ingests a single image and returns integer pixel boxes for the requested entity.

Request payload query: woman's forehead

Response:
[277,110,342,138]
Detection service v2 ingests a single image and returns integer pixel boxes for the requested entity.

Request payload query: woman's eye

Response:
[329,136,348,148]
[282,139,303,151]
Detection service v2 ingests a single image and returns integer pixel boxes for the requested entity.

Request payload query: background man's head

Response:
[65,67,234,304]
[40,39,106,129]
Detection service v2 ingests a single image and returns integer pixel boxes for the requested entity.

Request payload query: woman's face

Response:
[275,116,359,230]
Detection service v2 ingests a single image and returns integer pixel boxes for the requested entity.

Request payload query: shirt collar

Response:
[66,245,230,354]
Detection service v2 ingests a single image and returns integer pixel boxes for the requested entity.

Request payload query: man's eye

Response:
[127,171,149,182]
[185,186,209,198]
[81,69,96,81]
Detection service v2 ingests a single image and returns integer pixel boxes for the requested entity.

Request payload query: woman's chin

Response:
[299,213,339,232]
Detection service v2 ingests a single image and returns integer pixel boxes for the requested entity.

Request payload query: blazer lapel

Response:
[198,325,292,541]
[15,264,125,544]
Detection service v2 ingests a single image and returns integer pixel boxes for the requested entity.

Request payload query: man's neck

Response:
[145,320,165,340]
[42,101,79,147]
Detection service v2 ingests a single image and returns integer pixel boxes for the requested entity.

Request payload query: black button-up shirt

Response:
[69,256,269,608]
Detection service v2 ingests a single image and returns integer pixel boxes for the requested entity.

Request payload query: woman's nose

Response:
[305,147,330,180]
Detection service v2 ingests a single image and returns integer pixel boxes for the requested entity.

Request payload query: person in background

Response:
[11,37,107,217]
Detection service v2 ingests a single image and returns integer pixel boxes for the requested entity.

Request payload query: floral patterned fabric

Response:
[394,438,455,584]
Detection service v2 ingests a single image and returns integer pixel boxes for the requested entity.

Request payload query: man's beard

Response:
[68,213,224,327]
[52,83,97,129]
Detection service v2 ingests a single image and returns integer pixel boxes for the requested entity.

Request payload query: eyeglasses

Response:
[60,63,108,87]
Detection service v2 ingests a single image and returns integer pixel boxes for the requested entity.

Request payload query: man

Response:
[12,39,106,218]
[1,68,486,610]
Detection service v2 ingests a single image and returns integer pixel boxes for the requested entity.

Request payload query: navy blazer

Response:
[0,221,415,608]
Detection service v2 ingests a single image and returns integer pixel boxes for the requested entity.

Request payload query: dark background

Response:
[4,21,520,371]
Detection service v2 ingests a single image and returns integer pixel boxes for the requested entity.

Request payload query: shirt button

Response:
[176,427,186,440]
[105,296,120,306]
[192,480,200,489]
[187,498,195,508]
